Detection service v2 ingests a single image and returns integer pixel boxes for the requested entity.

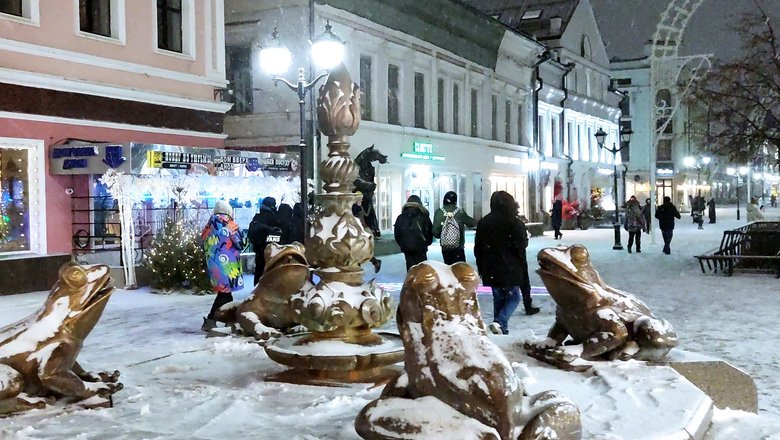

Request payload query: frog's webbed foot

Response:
[634,316,678,348]
[520,390,582,440]
[581,310,628,360]
[0,394,53,416]
[73,362,120,383]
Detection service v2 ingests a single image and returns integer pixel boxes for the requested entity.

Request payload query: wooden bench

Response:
[695,222,780,277]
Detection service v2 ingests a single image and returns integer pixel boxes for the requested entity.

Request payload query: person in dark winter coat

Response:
[707,198,716,224]
[276,203,294,244]
[655,196,681,255]
[201,200,244,332]
[474,191,539,335]
[691,195,706,228]
[550,198,563,240]
[248,197,282,285]
[432,191,476,264]
[624,195,647,253]
[290,202,305,244]
[394,195,433,271]
[642,198,652,234]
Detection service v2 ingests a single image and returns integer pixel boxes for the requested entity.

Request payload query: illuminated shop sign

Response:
[50,144,128,173]
[403,141,444,161]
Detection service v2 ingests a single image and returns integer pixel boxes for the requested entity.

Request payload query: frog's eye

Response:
[570,245,590,264]
[61,266,88,289]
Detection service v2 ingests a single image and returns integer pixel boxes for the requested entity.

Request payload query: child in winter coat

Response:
[201,200,245,331]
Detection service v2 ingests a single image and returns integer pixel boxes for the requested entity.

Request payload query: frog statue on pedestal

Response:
[0,263,122,416]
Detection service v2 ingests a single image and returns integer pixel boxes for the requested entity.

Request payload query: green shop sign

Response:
[402,141,444,161]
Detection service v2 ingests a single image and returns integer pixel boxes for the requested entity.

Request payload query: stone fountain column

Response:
[264,64,401,378]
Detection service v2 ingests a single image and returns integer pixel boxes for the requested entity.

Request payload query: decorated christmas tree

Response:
[143,212,211,293]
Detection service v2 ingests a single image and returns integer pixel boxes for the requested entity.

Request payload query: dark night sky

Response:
[591,0,780,61]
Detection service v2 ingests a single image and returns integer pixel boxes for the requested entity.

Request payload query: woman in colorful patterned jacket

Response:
[201,200,245,332]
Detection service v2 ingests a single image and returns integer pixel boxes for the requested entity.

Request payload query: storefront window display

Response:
[0,141,44,254]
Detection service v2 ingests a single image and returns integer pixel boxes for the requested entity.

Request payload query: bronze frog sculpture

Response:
[534,245,677,362]
[215,242,309,339]
[356,261,581,440]
[0,263,122,416]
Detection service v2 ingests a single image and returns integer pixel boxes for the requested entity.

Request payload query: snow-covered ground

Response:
[2,205,780,439]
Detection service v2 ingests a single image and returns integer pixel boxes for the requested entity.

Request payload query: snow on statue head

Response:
[355,260,582,440]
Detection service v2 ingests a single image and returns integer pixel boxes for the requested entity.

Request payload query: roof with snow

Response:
[461,0,579,41]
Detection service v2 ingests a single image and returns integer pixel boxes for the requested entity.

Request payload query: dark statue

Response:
[353,145,387,238]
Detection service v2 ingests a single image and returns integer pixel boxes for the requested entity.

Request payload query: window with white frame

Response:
[359,55,373,121]
[452,82,461,134]
[491,94,498,140]
[505,99,511,142]
[387,64,400,125]
[0,138,45,254]
[516,104,523,145]
[470,88,479,137]
[578,125,588,161]
[569,122,578,160]
[551,115,560,157]
[79,0,113,38]
[0,0,38,22]
[156,0,192,55]
[437,78,445,132]
[414,72,426,129]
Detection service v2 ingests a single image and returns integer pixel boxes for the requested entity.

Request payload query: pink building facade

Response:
[0,1,230,292]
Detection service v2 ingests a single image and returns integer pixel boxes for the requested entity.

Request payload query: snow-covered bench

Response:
[695,222,780,277]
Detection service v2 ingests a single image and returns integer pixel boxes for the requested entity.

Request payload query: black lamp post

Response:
[595,127,633,250]
[727,166,748,220]
[258,22,345,239]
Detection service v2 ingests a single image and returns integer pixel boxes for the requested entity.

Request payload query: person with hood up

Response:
[394,194,433,270]
[201,200,245,332]
[624,195,647,253]
[432,191,476,264]
[276,203,294,244]
[707,198,717,224]
[248,197,282,285]
[642,198,652,234]
[474,191,539,336]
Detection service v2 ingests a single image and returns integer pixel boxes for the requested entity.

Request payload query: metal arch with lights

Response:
[258,22,345,239]
[595,127,633,250]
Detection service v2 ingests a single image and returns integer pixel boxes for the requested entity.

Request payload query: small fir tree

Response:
[144,214,211,293]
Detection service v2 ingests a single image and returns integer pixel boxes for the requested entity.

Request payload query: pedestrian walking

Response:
[655,196,681,255]
[248,197,283,285]
[707,198,717,224]
[771,193,777,208]
[394,195,433,271]
[201,200,245,332]
[550,198,563,240]
[642,198,652,234]
[624,195,647,253]
[432,191,476,264]
[277,203,294,244]
[289,202,305,244]
[475,191,539,336]
[691,195,705,229]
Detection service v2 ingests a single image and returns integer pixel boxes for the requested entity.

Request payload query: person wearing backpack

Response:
[433,191,476,264]
[248,197,283,285]
[394,194,433,270]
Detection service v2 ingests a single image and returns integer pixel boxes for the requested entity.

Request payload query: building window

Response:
[414,72,425,129]
[0,0,22,16]
[551,116,560,156]
[505,100,511,142]
[517,104,523,144]
[578,125,587,161]
[0,140,44,254]
[470,89,479,137]
[437,78,445,132]
[79,0,111,37]
[226,46,253,115]
[657,139,672,161]
[387,64,400,125]
[157,0,182,53]
[588,127,597,162]
[491,95,498,140]
[453,83,460,134]
[359,55,373,121]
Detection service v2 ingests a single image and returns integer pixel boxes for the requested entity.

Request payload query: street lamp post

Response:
[595,127,633,250]
[258,23,345,239]
[683,155,711,196]
[726,166,749,220]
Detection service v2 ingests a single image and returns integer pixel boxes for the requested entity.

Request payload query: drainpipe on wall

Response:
[559,61,576,202]
[531,50,553,221]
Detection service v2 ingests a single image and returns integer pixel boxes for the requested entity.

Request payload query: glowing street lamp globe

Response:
[259,29,292,76]
[683,156,696,168]
[311,21,345,70]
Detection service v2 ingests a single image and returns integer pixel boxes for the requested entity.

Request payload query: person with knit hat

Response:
[394,194,433,270]
[201,200,245,332]
[432,191,476,264]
